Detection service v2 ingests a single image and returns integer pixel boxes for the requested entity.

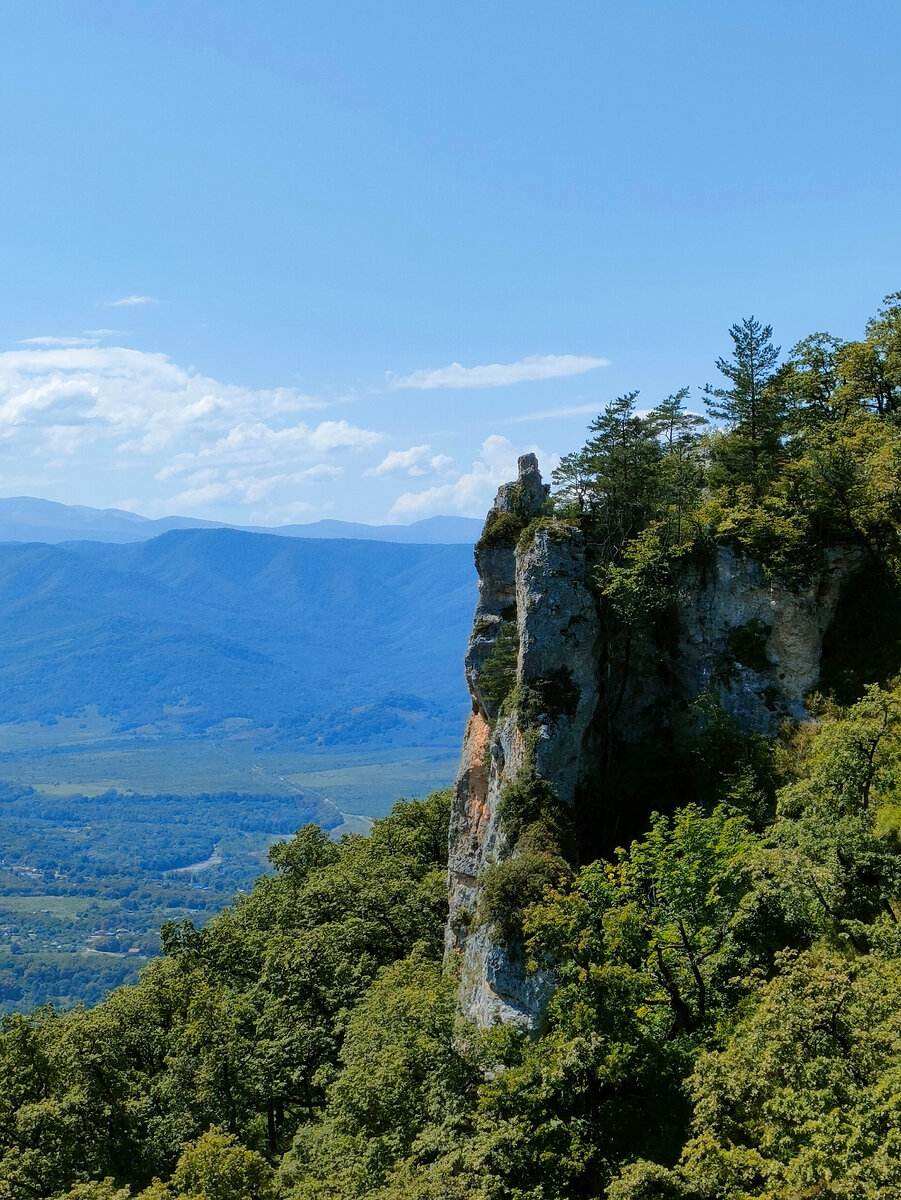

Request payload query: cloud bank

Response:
[365,445,454,478]
[0,345,381,521]
[389,435,558,521]
[388,353,609,390]
[0,344,568,526]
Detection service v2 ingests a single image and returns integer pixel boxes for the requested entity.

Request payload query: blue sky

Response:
[1,0,899,525]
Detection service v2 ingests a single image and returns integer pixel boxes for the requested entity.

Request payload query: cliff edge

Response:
[446,455,863,1029]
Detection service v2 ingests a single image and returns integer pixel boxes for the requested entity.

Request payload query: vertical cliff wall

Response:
[445,454,601,1028]
[446,457,863,1030]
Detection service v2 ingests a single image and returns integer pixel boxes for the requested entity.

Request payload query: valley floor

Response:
[0,732,458,1013]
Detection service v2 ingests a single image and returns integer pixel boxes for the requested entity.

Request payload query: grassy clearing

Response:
[0,740,458,817]
[0,896,119,920]
[0,710,118,752]
[284,755,458,817]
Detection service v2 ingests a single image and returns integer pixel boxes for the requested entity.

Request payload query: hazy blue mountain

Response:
[246,515,483,543]
[0,497,482,545]
[0,529,476,744]
[0,496,223,544]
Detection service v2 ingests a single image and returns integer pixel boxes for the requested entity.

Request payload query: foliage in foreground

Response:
[0,791,451,1198]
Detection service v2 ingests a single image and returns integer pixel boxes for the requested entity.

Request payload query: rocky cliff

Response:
[445,455,864,1029]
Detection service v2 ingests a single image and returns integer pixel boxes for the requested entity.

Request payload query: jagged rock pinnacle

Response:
[492,453,550,519]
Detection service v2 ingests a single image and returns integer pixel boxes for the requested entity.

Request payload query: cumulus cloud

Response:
[0,343,571,526]
[105,295,156,307]
[387,353,609,390]
[156,420,381,474]
[365,445,454,478]
[0,345,381,521]
[0,346,330,447]
[389,435,558,521]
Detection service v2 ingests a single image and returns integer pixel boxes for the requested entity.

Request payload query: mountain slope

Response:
[0,496,222,543]
[0,530,476,741]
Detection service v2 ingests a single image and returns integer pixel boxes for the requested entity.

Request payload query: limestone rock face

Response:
[610,544,864,746]
[445,455,600,1029]
[516,526,601,807]
[446,459,864,1030]
[672,546,861,729]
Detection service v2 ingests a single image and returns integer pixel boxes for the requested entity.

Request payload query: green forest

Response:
[4,294,901,1199]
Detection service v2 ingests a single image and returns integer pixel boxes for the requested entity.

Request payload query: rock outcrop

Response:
[445,457,864,1030]
[445,454,601,1028]
[674,546,860,728]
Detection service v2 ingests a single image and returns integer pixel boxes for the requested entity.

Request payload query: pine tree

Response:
[647,388,706,538]
[577,391,662,559]
[702,317,786,489]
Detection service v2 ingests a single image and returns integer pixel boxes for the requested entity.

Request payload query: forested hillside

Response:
[4,294,901,1199]
[0,532,474,739]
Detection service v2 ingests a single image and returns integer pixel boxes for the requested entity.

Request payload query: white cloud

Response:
[0,344,573,526]
[158,482,233,510]
[0,346,326,447]
[160,419,381,472]
[298,464,344,482]
[224,465,343,501]
[0,346,381,521]
[17,336,98,347]
[389,435,558,521]
[388,353,609,390]
[504,402,602,424]
[365,444,455,478]
[105,295,156,307]
[141,462,346,512]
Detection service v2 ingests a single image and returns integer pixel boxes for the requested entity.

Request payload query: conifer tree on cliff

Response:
[702,316,787,492]
[553,390,663,560]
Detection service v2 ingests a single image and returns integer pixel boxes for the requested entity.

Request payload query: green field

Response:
[0,895,118,919]
[0,735,458,819]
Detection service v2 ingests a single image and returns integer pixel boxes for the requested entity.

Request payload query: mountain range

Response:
[0,497,482,545]
[0,528,477,746]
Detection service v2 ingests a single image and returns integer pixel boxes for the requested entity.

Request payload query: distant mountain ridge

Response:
[0,528,476,746]
[0,497,482,545]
